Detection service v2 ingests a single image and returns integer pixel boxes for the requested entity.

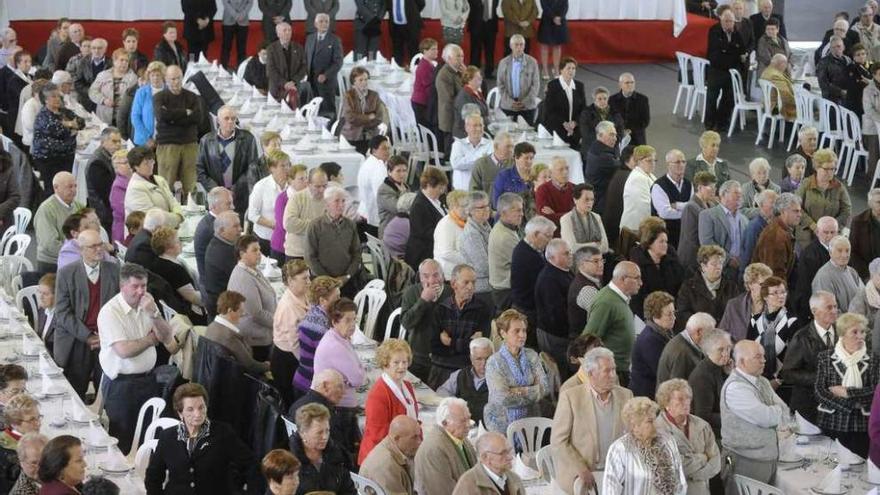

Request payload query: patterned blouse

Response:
[31,107,77,160]
[9,473,39,495]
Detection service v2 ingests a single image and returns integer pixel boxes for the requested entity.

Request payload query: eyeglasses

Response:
[587,258,604,264]
[21,414,43,424]
[486,448,515,457]
[818,167,835,171]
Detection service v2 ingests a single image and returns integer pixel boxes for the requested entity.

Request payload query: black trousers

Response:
[309,78,338,120]
[470,26,499,75]
[221,24,249,69]
[270,345,299,409]
[187,40,210,60]
[502,108,536,127]
[34,154,73,202]
[389,23,420,65]
[102,372,160,454]
[705,73,734,130]
[64,343,101,401]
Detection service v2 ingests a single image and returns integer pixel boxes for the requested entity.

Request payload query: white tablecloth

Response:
[774,435,876,494]
[573,0,689,37]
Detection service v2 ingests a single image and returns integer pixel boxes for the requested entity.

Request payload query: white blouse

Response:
[603,433,688,495]
[247,174,283,240]
[558,76,575,121]
[382,373,418,419]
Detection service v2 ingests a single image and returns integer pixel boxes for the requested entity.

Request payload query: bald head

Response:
[165,65,183,93]
[770,53,788,70]
[53,172,77,204]
[388,415,422,458]
[733,340,765,376]
[476,432,514,475]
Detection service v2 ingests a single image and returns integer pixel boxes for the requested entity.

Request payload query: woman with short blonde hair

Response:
[685,130,729,185]
[434,190,471,278]
[796,148,851,248]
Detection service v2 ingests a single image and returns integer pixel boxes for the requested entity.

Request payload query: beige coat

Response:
[452,464,527,495]
[282,187,326,257]
[654,413,721,495]
[414,424,478,495]
[359,437,415,495]
[124,173,183,227]
[551,384,632,495]
[501,0,538,38]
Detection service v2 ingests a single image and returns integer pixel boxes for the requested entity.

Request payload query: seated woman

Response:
[0,366,27,431]
[341,67,387,154]
[433,190,470,278]
[227,234,277,362]
[108,148,133,243]
[261,449,301,495]
[150,226,203,309]
[377,156,410,238]
[35,275,56,350]
[654,379,721,494]
[146,384,254,493]
[205,291,270,375]
[248,149,291,255]
[289,403,356,494]
[9,432,47,495]
[452,66,489,139]
[383,192,417,259]
[293,276,342,395]
[560,183,609,254]
[36,435,86,495]
[243,41,270,95]
[123,146,183,228]
[0,394,40,493]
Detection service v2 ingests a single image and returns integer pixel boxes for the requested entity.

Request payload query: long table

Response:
[775,434,876,493]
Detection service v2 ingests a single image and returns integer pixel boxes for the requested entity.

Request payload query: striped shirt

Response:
[292,304,331,393]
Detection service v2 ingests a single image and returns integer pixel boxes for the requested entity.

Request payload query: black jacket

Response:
[467,0,500,32]
[195,130,261,217]
[749,12,786,41]
[675,272,739,329]
[535,263,574,338]
[124,228,155,269]
[541,78,586,148]
[203,235,237,317]
[584,140,619,215]
[181,0,217,45]
[608,91,650,145]
[817,54,852,103]
[193,213,216,282]
[289,434,357,495]
[384,0,426,32]
[86,146,115,233]
[706,23,748,81]
[781,322,834,425]
[814,28,860,65]
[145,421,253,495]
[602,166,631,247]
[243,57,268,92]
[567,272,600,336]
[153,40,188,71]
[153,88,202,145]
[404,191,444,270]
[793,238,831,321]
[3,70,29,138]
[510,239,546,313]
[628,245,686,319]
[578,104,624,155]
[688,358,727,438]
[0,160,21,232]
[431,295,493,369]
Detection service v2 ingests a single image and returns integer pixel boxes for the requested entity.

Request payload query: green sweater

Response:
[34,196,84,264]
[583,285,635,372]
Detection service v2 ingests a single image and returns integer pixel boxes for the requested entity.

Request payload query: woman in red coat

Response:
[358,339,420,465]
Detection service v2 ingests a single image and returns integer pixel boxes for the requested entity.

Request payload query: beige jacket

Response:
[551,384,632,495]
[124,173,183,227]
[654,413,721,495]
[414,424,478,495]
[282,187,325,257]
[359,437,415,495]
[452,464,527,495]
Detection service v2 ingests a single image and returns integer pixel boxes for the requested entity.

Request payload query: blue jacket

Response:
[629,322,672,399]
[130,84,159,145]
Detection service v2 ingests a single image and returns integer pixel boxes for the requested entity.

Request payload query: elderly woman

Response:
[130,60,166,146]
[341,66,387,154]
[289,403,356,494]
[654,380,721,495]
[262,449,300,495]
[676,245,738,325]
[108,149,132,243]
[603,397,687,494]
[0,394,40,492]
[748,276,799,384]
[452,66,489,139]
[620,145,659,233]
[484,309,551,434]
[792,125,819,178]
[293,276,342,395]
[412,39,439,128]
[689,330,733,438]
[36,435,86,495]
[227,234,277,362]
[19,79,49,149]
[815,312,880,458]
[813,235,865,311]
[780,153,807,193]
[0,366,27,431]
[720,263,773,341]
[384,192,417,259]
[358,339,420,464]
[741,158,781,219]
[560,183,609,254]
[9,433,47,495]
[440,0,469,44]
[405,166,449,270]
[684,131,729,186]
[313,298,366,412]
[150,226,202,308]
[124,146,183,227]
[460,191,494,307]
[88,48,137,125]
[630,292,677,399]
[377,156,410,238]
[31,82,84,197]
[850,258,880,356]
[248,149,290,255]
[756,18,791,76]
[434,190,470,279]
[205,291,270,375]
[629,217,686,319]
[578,86,625,157]
[146,384,253,493]
[542,57,586,149]
[272,260,310,407]
[271,164,307,265]
[796,149,852,248]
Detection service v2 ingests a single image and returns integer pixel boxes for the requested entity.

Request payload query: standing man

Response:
[54,23,85,75]
[583,121,619,214]
[266,22,308,104]
[154,65,202,195]
[608,73,650,146]
[98,263,179,454]
[510,216,555,330]
[467,0,500,78]
[221,0,254,70]
[705,9,748,131]
[535,238,574,378]
[203,211,243,318]
[305,14,343,119]
[54,230,120,401]
[501,0,538,56]
[0,28,17,70]
[752,193,802,281]
[567,245,604,335]
[656,312,713,384]
[194,187,233,284]
[488,193,524,312]
[305,186,366,298]
[816,36,852,105]
[283,168,328,260]
[650,149,692,249]
[34,172,83,273]
[495,35,541,124]
[436,44,466,157]
[793,216,837,320]
[749,0,787,42]
[387,0,426,65]
[73,38,107,112]
[698,180,748,276]
[86,127,123,234]
[259,0,293,42]
[470,132,513,198]
[181,0,217,59]
[453,432,526,495]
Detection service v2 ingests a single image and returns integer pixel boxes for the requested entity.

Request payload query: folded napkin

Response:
[517,115,529,128]
[227,93,240,106]
[39,352,55,374]
[307,118,318,131]
[41,374,53,394]
[516,131,528,144]
[538,124,552,139]
[210,59,218,70]
[817,465,841,494]
[836,438,863,465]
[186,193,196,209]
[251,85,262,98]
[239,99,253,115]
[552,132,567,147]
[390,57,400,70]
[376,52,388,64]
[870,458,880,484]
[124,139,134,150]
[377,122,388,136]
[344,51,354,63]
[253,106,268,123]
[280,125,293,141]
[232,72,241,84]
[198,52,209,65]
[86,421,105,445]
[267,91,280,106]
[267,114,284,132]
[795,411,821,435]
[512,454,540,481]
[398,78,414,93]
[322,125,333,140]
[339,135,355,149]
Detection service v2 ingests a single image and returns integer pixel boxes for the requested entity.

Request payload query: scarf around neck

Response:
[866,282,880,309]
[500,345,530,422]
[834,340,867,388]
[450,210,467,228]
[571,210,601,244]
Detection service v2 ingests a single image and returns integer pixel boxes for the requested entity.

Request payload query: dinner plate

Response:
[778,454,804,463]
[32,368,63,378]
[65,411,98,425]
[810,487,848,495]
[99,462,132,475]
[33,386,67,399]
[86,436,119,449]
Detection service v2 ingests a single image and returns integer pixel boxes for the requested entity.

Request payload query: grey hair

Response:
[436,397,468,426]
[829,35,844,45]
[686,313,717,332]
[833,19,849,30]
[142,208,167,231]
[450,264,475,282]
[870,258,880,276]
[868,188,880,204]
[493,131,512,147]
[509,34,525,47]
[785,154,807,169]
[441,43,462,62]
[475,432,509,456]
[798,125,818,139]
[206,186,231,211]
[829,235,850,250]
[718,179,742,197]
[418,258,442,274]
[595,120,616,136]
[100,126,120,140]
[396,192,417,213]
[524,215,556,237]
[770,53,788,65]
[545,238,569,259]
[314,12,330,21]
[119,262,149,283]
[592,86,609,97]
[612,260,637,280]
[754,189,778,209]
[217,105,237,118]
[618,72,634,82]
[39,82,59,105]
[16,433,48,460]
[469,337,494,354]
[460,103,481,121]
[323,185,347,201]
[699,329,731,355]
[665,149,685,163]
[467,191,489,216]
[496,192,524,215]
[809,290,836,311]
[772,192,800,216]
[311,368,343,391]
[582,347,615,373]
[748,157,771,175]
[574,245,602,267]
[213,210,239,235]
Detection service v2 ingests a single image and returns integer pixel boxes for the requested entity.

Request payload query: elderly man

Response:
[781,290,838,425]
[650,149,691,248]
[0,28,17,70]
[741,189,778,267]
[470,132,514,198]
[609,73,650,146]
[817,36,853,105]
[86,126,123,232]
[265,22,307,103]
[415,398,478,495]
[721,340,792,491]
[583,121,619,214]
[510,216,555,326]
[850,189,880,279]
[535,238,574,375]
[194,187,233,282]
[752,192,802,280]
[583,261,641,385]
[9,433,47,493]
[453,432,526,495]
[203,211,242,317]
[535,157,574,230]
[361,415,423,495]
[450,115,493,191]
[568,245,604,335]
[488,193,524,311]
[815,18,859,64]
[495,34,541,125]
[57,209,113,269]
[288,368,358,451]
[401,259,453,382]
[793,216,837,319]
[125,208,168,269]
[699,180,748,274]
[305,13,343,118]
[306,185,365,298]
[154,65,202,194]
[33,172,83,273]
[55,229,120,400]
[55,23,85,72]
[64,36,91,82]
[196,106,260,217]
[706,9,748,131]
[657,312,713,385]
[749,0,786,41]
[98,262,178,454]
[491,142,534,209]
[52,69,89,119]
[678,171,717,271]
[283,168,328,259]
[357,136,392,232]
[436,44,466,155]
[854,5,880,62]
[552,347,632,494]
[812,235,865,311]
[760,53,796,120]
[73,37,106,112]
[438,337,492,424]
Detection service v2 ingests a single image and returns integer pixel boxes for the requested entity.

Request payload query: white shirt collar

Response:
[54,195,72,208]
[83,260,100,281]
[482,464,507,487]
[558,77,575,90]
[214,315,241,334]
[381,372,418,419]
[814,322,834,341]
[735,368,759,385]
[608,281,630,303]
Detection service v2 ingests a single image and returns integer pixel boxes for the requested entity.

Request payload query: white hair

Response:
[524,216,556,236]
[545,238,569,259]
[829,235,850,250]
[583,347,615,373]
[143,208,167,231]
[748,157,771,176]
[595,120,615,136]
[809,290,835,311]
[469,337,493,353]
[686,313,716,333]
[509,34,525,47]
[442,43,462,62]
[213,210,239,235]
[207,186,231,211]
[435,397,468,426]
[323,185,347,201]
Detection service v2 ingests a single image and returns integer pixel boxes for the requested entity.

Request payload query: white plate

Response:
[811,487,847,495]
[33,386,67,399]
[86,436,119,449]
[778,454,804,463]
[99,462,131,475]
[33,368,63,378]
[65,411,98,425]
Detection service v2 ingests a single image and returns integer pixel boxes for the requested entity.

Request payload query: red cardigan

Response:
[39,480,80,495]
[535,180,574,230]
[357,377,420,465]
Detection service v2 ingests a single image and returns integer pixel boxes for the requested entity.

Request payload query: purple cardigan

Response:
[109,173,130,242]
[870,385,880,466]
[271,188,291,253]
[313,328,366,407]
[411,58,435,106]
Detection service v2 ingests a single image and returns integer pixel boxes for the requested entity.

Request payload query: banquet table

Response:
[774,434,876,494]
[789,41,822,79]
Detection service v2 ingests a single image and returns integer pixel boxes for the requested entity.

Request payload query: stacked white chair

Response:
[129,397,166,457]
[353,279,387,340]
[384,307,402,341]
[839,107,869,185]
[787,87,819,151]
[673,51,694,116]
[487,87,501,112]
[687,57,710,122]
[3,234,31,257]
[13,207,31,234]
[727,68,763,137]
[506,417,553,458]
[755,79,786,149]
[817,98,844,151]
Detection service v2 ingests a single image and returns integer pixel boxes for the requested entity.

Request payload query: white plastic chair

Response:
[418,125,445,169]
[13,207,31,234]
[353,280,387,340]
[330,119,340,137]
[506,417,553,457]
[384,307,402,342]
[236,56,251,79]
[159,300,178,322]
[755,79,786,149]
[129,397,166,456]
[0,256,33,296]
[0,226,15,255]
[535,445,556,484]
[817,98,844,150]
[409,53,424,73]
[487,87,500,112]
[2,234,30,257]
[134,440,157,478]
[10,275,22,300]
[727,69,763,137]
[839,107,869,185]
[15,285,39,333]
[398,324,408,342]
[114,241,127,261]
[673,51,694,116]
[688,56,710,122]
[144,417,180,444]
[787,87,818,151]
[364,233,390,281]
[282,415,297,437]
[350,472,388,495]
[733,474,783,495]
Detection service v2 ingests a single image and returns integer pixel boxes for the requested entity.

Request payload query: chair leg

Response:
[673,87,684,115]
[701,96,707,123]
[767,119,776,149]
[787,122,800,151]
[727,109,738,137]
[687,93,697,120]
[755,116,765,146]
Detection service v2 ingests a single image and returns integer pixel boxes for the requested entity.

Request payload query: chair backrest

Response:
[535,444,556,483]
[398,324,407,342]
[353,283,388,340]
[282,415,297,438]
[129,397,166,456]
[384,307,402,341]
[487,87,500,111]
[758,79,781,114]
[0,256,33,296]
[350,471,388,495]
[159,300,178,322]
[0,226,15,255]
[236,56,251,78]
[13,208,31,234]
[506,417,553,456]
[114,241,127,260]
[15,285,39,333]
[134,440,157,478]
[729,68,747,105]
[2,234,30,257]
[10,276,22,301]
[365,234,390,282]
[144,417,180,444]
[733,474,783,495]
[675,51,692,85]
[819,98,842,133]
[841,107,863,143]
[330,119,340,136]
[409,53,424,73]
[690,57,709,88]
[418,125,443,166]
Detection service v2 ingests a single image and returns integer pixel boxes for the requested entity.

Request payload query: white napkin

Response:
[280,125,293,140]
[186,193,196,209]
[517,115,529,128]
[232,72,241,84]
[343,51,354,63]
[376,52,388,64]
[351,328,371,346]
[817,465,842,494]
[210,59,218,71]
[239,99,253,115]
[777,431,798,461]
[251,85,262,98]
[618,133,632,151]
[322,125,333,140]
[869,458,880,484]
[795,411,821,435]
[516,131,528,144]
[39,352,54,374]
[227,93,240,106]
[512,454,540,480]
[198,52,208,65]
[538,124,552,139]
[266,91,279,106]
[267,114,284,132]
[398,78,414,93]
[253,106,268,123]
[86,421,104,445]
[377,122,388,136]
[390,57,400,70]
[836,439,863,465]
[40,374,53,394]
[307,118,318,132]
[867,488,878,495]
[339,135,354,149]
[552,132,567,147]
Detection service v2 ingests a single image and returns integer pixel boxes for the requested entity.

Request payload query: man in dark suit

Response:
[194,187,233,294]
[583,120,619,215]
[793,217,837,321]
[259,0,293,42]
[54,229,120,400]
[602,145,635,253]
[203,211,242,319]
[749,0,787,42]
[305,13,343,119]
[73,38,107,113]
[54,23,84,74]
[181,0,216,58]
[467,0,500,78]
[386,0,426,65]
[124,208,168,270]
[86,127,122,234]
[705,10,748,131]
[608,72,650,146]
[265,22,308,104]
